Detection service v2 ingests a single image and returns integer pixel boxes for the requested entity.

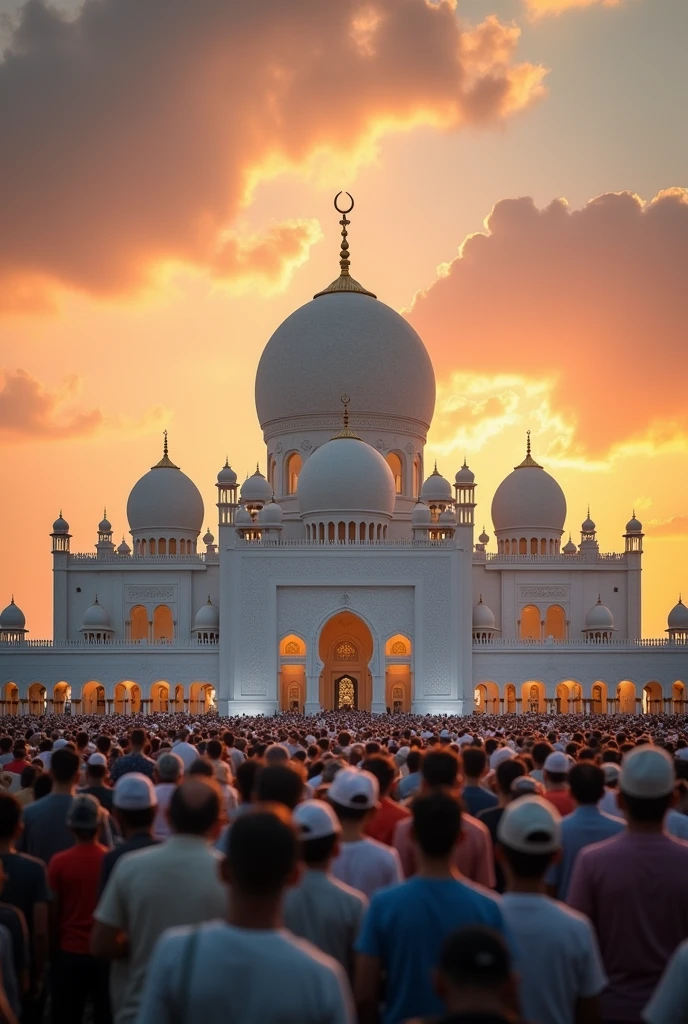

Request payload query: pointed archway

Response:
[318,611,374,711]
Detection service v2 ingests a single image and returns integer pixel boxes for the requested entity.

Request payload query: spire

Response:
[314,193,376,299]
[332,393,360,439]
[152,429,179,469]
[432,461,440,475]
[515,429,542,469]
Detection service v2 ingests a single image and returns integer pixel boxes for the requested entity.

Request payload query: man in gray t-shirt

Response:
[284,800,367,973]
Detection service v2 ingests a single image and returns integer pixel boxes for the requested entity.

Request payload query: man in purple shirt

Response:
[568,746,688,1024]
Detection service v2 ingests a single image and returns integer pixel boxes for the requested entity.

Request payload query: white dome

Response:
[581,514,596,533]
[0,599,25,630]
[235,505,253,526]
[240,467,272,504]
[203,528,215,546]
[455,460,475,484]
[117,538,131,555]
[563,535,578,555]
[668,598,688,630]
[411,500,432,526]
[585,598,614,630]
[81,598,112,630]
[52,514,69,533]
[259,500,283,526]
[491,444,566,535]
[439,507,456,525]
[255,292,435,433]
[297,436,395,518]
[217,460,237,486]
[127,445,203,535]
[421,465,452,503]
[194,597,219,631]
[626,513,643,533]
[473,596,496,630]
[478,528,490,545]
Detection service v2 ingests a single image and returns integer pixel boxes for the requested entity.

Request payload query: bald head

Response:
[169,780,220,837]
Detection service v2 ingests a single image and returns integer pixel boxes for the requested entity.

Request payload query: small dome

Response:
[439,507,456,525]
[81,598,112,630]
[581,513,596,533]
[117,538,131,555]
[585,597,614,630]
[98,514,112,533]
[626,513,643,533]
[491,438,566,535]
[0,599,25,630]
[241,466,273,504]
[478,528,490,545]
[668,597,688,630]
[297,436,395,518]
[563,535,578,555]
[455,459,475,485]
[411,500,432,527]
[259,500,283,526]
[52,513,69,534]
[235,505,253,526]
[203,528,215,546]
[421,465,452,503]
[473,596,496,630]
[194,597,219,631]
[217,459,238,486]
[127,439,203,535]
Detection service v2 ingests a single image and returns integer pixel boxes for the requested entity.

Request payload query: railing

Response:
[473,638,682,649]
[0,639,218,650]
[240,538,455,548]
[69,553,206,564]
[484,552,627,564]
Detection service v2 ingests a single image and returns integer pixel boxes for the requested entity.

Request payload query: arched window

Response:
[519,538,527,555]
[545,605,566,640]
[153,605,174,641]
[540,538,547,554]
[158,538,167,555]
[268,456,276,489]
[391,641,407,655]
[286,453,302,495]
[413,458,421,499]
[285,640,301,655]
[169,538,177,555]
[149,539,156,556]
[530,538,538,554]
[520,605,540,640]
[505,540,510,554]
[130,605,148,642]
[385,453,403,495]
[335,641,357,660]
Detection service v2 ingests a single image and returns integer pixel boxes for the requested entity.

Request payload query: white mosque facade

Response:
[1,202,688,718]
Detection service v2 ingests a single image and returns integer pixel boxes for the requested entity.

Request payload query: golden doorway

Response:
[319,611,373,710]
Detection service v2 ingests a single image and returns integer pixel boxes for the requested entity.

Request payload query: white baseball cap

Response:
[497,795,562,854]
[490,747,515,770]
[52,739,69,750]
[602,762,621,784]
[620,746,675,799]
[328,767,379,810]
[544,751,570,774]
[87,752,107,767]
[113,772,158,810]
[293,800,341,841]
[439,729,451,739]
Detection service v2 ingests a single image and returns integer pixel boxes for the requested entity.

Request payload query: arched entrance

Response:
[318,611,373,711]
[673,681,686,714]
[83,681,105,714]
[53,682,71,714]
[522,681,545,713]
[519,605,541,640]
[617,680,636,714]
[28,683,46,716]
[643,682,663,715]
[150,681,170,713]
[190,682,215,714]
[279,634,306,712]
[2,683,18,715]
[591,681,607,714]
[504,683,517,713]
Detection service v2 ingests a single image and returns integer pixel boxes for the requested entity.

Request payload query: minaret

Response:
[579,507,599,562]
[51,512,71,641]
[454,458,476,527]
[624,511,644,640]
[96,508,115,558]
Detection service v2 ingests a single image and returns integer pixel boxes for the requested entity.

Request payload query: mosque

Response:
[1,196,687,718]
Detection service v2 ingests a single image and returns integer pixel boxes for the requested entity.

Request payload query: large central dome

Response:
[255,291,435,433]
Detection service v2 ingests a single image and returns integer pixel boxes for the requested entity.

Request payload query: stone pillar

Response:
[516,697,522,714]
[371,674,386,715]
[304,674,321,716]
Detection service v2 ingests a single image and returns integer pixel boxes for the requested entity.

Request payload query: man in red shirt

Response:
[542,751,575,817]
[47,794,110,1023]
[4,743,31,777]
[363,755,410,846]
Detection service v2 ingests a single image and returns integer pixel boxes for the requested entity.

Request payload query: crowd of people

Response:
[0,708,685,1022]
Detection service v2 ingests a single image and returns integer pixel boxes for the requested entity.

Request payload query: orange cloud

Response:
[645,516,688,539]
[524,0,625,16]
[408,188,688,457]
[0,1,544,312]
[0,369,164,441]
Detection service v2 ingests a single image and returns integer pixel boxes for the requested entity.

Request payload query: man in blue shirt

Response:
[545,762,624,901]
[460,748,498,817]
[354,791,509,1024]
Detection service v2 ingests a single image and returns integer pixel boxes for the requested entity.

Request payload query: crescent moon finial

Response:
[334,191,355,215]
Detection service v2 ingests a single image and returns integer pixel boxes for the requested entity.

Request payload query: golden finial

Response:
[152,429,179,469]
[314,193,376,299]
[332,393,360,439]
[515,429,542,469]
[224,456,229,468]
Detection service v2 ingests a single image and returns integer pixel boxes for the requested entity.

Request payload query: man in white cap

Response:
[328,768,402,899]
[284,800,367,972]
[80,752,114,813]
[497,795,606,1024]
[542,751,575,817]
[568,745,688,1024]
[100,773,159,891]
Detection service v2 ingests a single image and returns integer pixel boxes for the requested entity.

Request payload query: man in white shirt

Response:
[137,805,354,1024]
[91,780,226,1024]
[170,728,199,771]
[285,800,368,973]
[497,796,607,1024]
[152,751,183,841]
[643,938,688,1023]
[328,768,402,899]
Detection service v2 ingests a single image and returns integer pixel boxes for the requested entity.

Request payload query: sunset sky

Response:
[1,0,687,638]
